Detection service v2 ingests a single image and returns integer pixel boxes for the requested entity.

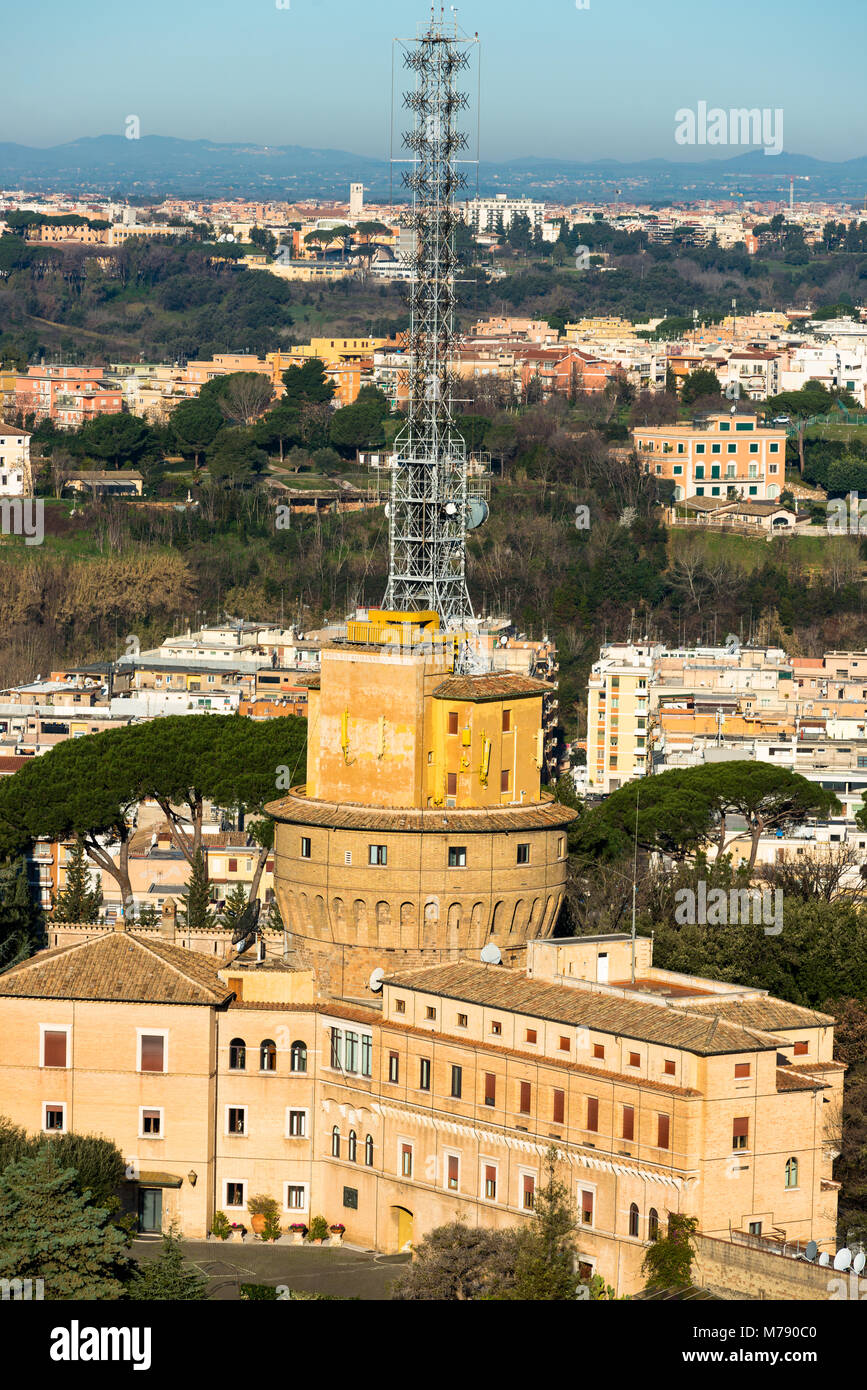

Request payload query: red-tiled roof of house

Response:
[0,932,232,1005]
[432,674,551,702]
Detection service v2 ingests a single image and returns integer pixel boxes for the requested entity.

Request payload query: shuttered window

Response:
[522,1174,535,1210]
[732,1117,749,1150]
[519,1081,531,1115]
[586,1096,599,1132]
[43,1030,67,1068]
[657,1114,670,1150]
[484,1165,497,1200]
[447,1155,459,1190]
[140,1034,165,1072]
[734,1062,751,1078]
[581,1190,594,1225]
[553,1089,565,1124]
[484,1073,496,1106]
[622,1105,635,1141]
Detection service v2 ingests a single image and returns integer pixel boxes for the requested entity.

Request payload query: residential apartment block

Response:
[633,413,787,502]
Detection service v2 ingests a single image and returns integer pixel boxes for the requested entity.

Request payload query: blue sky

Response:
[2,0,864,161]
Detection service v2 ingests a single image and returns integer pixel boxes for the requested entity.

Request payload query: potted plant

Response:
[210,1211,232,1241]
[230,1221,247,1242]
[329,1223,345,1246]
[247,1193,280,1238]
[288,1222,308,1245]
[307,1215,329,1245]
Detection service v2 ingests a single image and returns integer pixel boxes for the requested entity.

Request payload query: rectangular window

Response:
[519,1081,531,1115]
[226,1182,245,1208]
[141,1108,162,1137]
[388,1052,399,1084]
[285,1184,308,1211]
[559,1036,570,1052]
[593,1043,605,1059]
[401,1143,413,1178]
[628,1051,640,1068]
[657,1114,670,1150]
[330,1028,343,1069]
[446,772,457,797]
[664,1059,676,1076]
[491,1021,502,1036]
[447,1153,460,1190]
[622,1106,635,1141]
[553,1088,565,1124]
[733,1117,749,1150]
[525,1028,537,1044]
[695,443,705,455]
[448,710,459,734]
[484,1164,497,1201]
[581,1189,594,1226]
[139,1032,166,1073]
[425,1006,436,1020]
[394,998,406,1014]
[734,1062,751,1078]
[457,1013,468,1028]
[695,464,705,479]
[287,1109,307,1137]
[502,709,511,732]
[345,1031,359,1073]
[586,1096,599,1132]
[522,1172,536,1210]
[227,1106,246,1135]
[42,1028,68,1068]
[448,845,466,867]
[368,844,387,866]
[500,769,510,793]
[361,1034,372,1077]
[484,1072,496,1106]
[43,1103,65,1133]
[451,1065,463,1099]
[793,1040,808,1056]
[517,843,530,864]
[300,836,311,859]
[419,1058,431,1091]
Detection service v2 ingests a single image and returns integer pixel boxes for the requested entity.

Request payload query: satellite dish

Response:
[369,967,385,992]
[853,1251,866,1275]
[383,502,390,518]
[834,1248,852,1271]
[818,1252,830,1267]
[466,498,489,531]
[804,1240,818,1262]
[443,500,458,517]
[234,930,257,956]
[480,942,501,965]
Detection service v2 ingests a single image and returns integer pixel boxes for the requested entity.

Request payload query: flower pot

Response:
[250,1214,267,1236]
[291,1232,305,1245]
[230,1228,245,1242]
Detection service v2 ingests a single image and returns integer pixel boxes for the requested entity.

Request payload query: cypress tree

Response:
[53,838,103,924]
[180,850,212,929]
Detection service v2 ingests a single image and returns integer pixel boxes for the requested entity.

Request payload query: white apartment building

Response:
[586,643,658,793]
[463,194,545,234]
[0,425,31,497]
[779,343,867,407]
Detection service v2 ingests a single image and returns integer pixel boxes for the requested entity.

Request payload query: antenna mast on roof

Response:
[384,11,480,627]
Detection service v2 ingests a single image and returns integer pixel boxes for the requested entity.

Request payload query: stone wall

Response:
[694,1233,863,1301]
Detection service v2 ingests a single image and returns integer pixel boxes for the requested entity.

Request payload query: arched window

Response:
[348,1130,357,1163]
[648,1208,659,1240]
[365,1134,374,1167]
[229,1038,246,1071]
[629,1203,640,1238]
[290,1041,307,1073]
[785,1157,799,1189]
[260,1038,276,1072]
[331,1125,340,1158]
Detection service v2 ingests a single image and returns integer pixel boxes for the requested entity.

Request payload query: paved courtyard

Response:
[131,1238,411,1301]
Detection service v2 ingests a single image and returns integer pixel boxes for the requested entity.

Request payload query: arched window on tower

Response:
[629,1203,640,1238]
[348,1130,357,1162]
[365,1134,374,1167]
[290,1040,307,1073]
[331,1126,340,1158]
[229,1038,246,1071]
[260,1039,276,1072]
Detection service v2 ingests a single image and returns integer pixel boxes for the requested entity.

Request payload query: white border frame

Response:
[285,1107,309,1139]
[225,1104,248,1137]
[138,1106,164,1140]
[42,1101,66,1133]
[283,1181,310,1214]
[136,1027,168,1074]
[39,1023,70,1069]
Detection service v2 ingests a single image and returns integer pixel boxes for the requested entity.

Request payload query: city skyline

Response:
[2,0,865,161]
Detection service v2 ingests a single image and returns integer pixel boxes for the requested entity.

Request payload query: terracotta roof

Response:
[0,932,232,1006]
[787,1060,846,1074]
[776,1067,826,1092]
[0,756,28,774]
[433,674,551,702]
[381,962,783,1055]
[265,790,576,833]
[677,998,834,1031]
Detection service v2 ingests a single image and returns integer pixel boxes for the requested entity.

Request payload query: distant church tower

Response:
[349,182,364,218]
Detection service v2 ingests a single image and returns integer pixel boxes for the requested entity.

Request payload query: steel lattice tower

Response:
[384,13,477,627]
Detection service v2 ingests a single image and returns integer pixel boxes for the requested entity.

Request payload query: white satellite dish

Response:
[368,967,385,992]
[480,942,501,965]
[834,1248,852,1271]
[853,1251,866,1275]
[804,1239,818,1262]
[818,1252,830,1267]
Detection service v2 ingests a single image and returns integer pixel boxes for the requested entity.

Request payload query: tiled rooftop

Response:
[0,932,232,1006]
[382,962,786,1055]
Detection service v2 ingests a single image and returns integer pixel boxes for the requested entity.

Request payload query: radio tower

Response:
[385,10,479,627]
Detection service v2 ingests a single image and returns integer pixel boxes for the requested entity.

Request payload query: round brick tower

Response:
[266,612,576,998]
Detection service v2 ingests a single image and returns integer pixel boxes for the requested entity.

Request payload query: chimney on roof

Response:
[160,897,177,941]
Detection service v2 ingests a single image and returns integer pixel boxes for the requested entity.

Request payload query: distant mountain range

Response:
[2,135,867,203]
